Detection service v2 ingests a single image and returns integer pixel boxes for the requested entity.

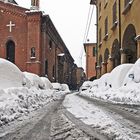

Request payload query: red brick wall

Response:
[85,43,96,80]
[0,3,28,71]
[0,2,43,75]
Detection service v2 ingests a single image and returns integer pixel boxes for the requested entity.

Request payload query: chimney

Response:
[31,0,39,10]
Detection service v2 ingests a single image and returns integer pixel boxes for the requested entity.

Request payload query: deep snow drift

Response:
[79,59,140,105]
[0,58,69,126]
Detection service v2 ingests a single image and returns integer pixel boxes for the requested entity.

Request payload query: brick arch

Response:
[6,40,15,63]
[122,24,137,63]
[111,39,121,68]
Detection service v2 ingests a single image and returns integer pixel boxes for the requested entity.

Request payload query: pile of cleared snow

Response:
[52,83,70,93]
[0,59,69,126]
[0,58,24,89]
[61,84,70,92]
[108,64,133,89]
[41,77,53,89]
[0,87,66,126]
[79,59,140,105]
[23,72,45,89]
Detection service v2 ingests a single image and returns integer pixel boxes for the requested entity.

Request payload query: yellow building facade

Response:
[91,0,140,78]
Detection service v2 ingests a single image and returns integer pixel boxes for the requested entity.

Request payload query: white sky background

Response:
[16,0,96,68]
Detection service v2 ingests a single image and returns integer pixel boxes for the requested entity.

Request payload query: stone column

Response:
[96,66,101,78]
[107,55,113,73]
[101,62,107,75]
[120,48,126,64]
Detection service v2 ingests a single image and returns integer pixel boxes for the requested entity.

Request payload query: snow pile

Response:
[52,83,62,91]
[52,83,70,93]
[0,87,66,126]
[79,59,140,105]
[61,84,70,93]
[0,58,24,89]
[108,64,133,89]
[0,59,69,126]
[23,72,45,89]
[41,77,53,89]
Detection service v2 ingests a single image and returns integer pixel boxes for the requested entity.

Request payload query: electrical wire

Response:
[83,5,91,43]
[83,5,94,43]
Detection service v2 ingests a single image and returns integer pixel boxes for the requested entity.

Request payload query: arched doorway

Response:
[111,39,121,68]
[6,40,15,63]
[122,24,137,63]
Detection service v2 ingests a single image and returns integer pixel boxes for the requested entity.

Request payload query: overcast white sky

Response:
[16,0,96,67]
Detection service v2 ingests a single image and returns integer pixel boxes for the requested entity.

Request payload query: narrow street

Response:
[0,93,105,140]
[0,92,140,140]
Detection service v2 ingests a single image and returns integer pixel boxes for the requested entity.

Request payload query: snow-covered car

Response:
[61,84,70,92]
[52,83,62,91]
[79,81,93,91]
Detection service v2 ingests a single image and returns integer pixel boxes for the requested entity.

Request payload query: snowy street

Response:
[1,92,140,140]
[0,93,104,140]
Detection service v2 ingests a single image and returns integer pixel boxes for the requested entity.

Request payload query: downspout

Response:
[118,0,122,51]
[96,3,98,78]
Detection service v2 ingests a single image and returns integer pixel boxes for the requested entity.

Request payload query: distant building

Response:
[76,67,86,89]
[84,43,96,80]
[91,0,140,78]
[0,0,77,88]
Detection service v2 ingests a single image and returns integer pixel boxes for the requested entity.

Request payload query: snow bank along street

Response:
[79,58,140,105]
[0,59,68,131]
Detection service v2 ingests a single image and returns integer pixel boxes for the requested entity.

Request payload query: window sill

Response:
[103,34,108,41]
[104,2,108,9]
[30,57,36,60]
[98,14,101,20]
[111,21,118,31]
[122,0,133,15]
[98,42,102,47]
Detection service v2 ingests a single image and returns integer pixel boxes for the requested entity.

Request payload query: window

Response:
[113,1,117,24]
[104,0,108,8]
[99,28,102,43]
[93,47,96,57]
[49,40,52,50]
[45,60,48,75]
[124,0,130,7]
[104,17,108,40]
[32,0,37,6]
[122,0,133,15]
[105,17,108,35]
[52,65,55,78]
[31,47,35,57]
[99,2,101,13]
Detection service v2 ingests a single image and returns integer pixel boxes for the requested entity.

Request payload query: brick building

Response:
[0,0,77,88]
[76,67,86,90]
[91,0,140,78]
[84,43,96,80]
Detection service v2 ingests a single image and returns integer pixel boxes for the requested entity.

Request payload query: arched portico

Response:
[111,39,121,68]
[122,24,137,63]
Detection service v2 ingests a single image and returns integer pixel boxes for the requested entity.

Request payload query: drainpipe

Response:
[118,0,122,50]
[95,3,98,78]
